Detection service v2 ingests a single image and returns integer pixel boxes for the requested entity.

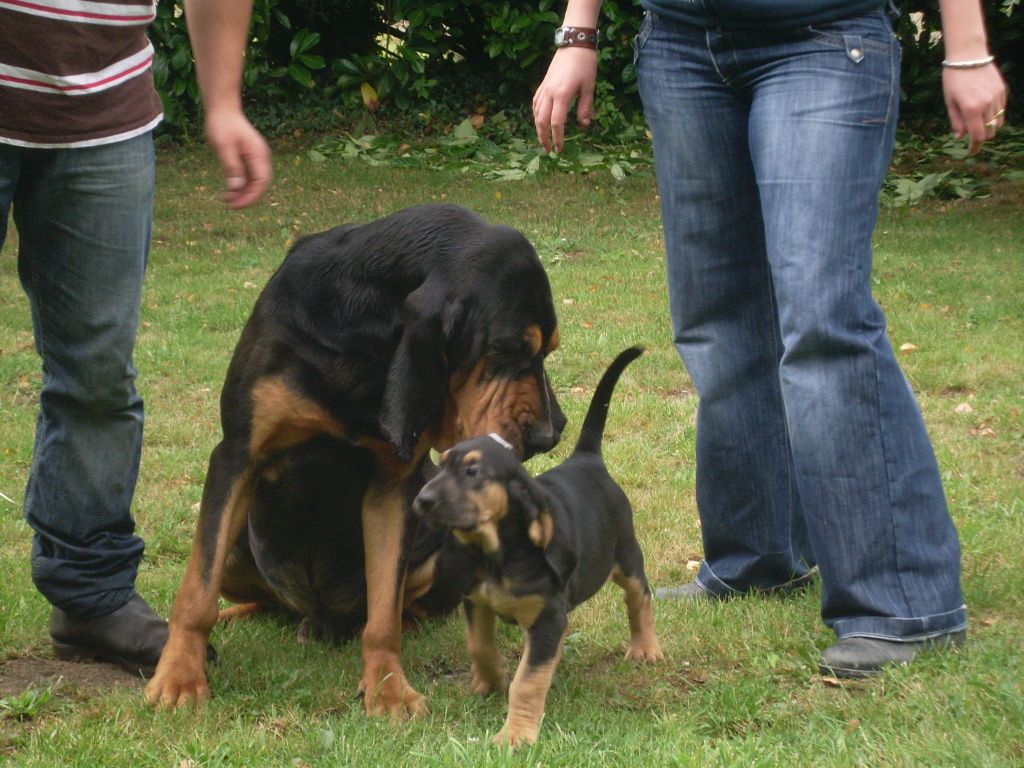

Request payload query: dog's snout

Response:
[412,487,439,517]
[524,376,566,458]
[525,422,561,455]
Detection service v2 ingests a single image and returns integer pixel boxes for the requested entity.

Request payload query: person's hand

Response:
[203,109,271,209]
[943,64,1008,156]
[532,47,599,153]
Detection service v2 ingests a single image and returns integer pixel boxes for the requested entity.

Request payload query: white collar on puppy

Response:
[487,433,514,451]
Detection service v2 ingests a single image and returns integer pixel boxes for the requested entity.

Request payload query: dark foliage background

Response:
[151,0,1020,140]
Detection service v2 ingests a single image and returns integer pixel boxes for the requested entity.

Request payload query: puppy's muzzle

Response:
[412,482,475,530]
[411,486,441,520]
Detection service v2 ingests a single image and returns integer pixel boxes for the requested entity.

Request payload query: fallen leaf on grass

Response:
[819,676,842,688]
[955,402,974,414]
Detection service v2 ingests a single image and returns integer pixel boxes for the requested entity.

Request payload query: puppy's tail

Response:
[572,345,644,457]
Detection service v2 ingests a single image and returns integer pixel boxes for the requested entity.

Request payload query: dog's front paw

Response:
[144,633,211,708]
[358,655,429,720]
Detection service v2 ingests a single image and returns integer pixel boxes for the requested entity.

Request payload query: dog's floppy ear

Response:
[380,279,464,462]
[509,477,577,588]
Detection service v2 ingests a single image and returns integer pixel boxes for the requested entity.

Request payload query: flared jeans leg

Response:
[637,11,966,638]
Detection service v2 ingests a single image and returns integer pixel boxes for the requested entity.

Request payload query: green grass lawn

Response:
[1,145,1021,767]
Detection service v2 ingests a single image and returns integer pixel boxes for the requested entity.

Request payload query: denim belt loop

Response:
[844,34,866,64]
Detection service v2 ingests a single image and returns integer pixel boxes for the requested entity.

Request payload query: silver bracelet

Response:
[941,55,995,69]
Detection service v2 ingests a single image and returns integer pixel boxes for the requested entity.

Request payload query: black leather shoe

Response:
[50,592,168,677]
[819,631,966,679]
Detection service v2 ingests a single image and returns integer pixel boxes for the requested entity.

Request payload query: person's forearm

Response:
[561,0,603,28]
[184,0,253,114]
[938,0,991,61]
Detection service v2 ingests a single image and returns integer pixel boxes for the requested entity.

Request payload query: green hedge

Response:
[152,0,1021,138]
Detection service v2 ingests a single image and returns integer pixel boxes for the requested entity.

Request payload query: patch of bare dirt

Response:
[0,657,145,699]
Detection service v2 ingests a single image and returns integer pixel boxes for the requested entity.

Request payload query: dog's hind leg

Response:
[217,602,264,622]
[464,601,507,695]
[611,562,665,663]
[220,525,280,606]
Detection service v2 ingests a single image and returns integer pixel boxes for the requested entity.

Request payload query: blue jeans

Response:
[636,10,966,640]
[0,134,154,618]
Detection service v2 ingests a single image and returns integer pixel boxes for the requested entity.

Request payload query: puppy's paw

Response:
[470,655,507,696]
[470,665,508,696]
[625,637,665,663]
[492,724,537,749]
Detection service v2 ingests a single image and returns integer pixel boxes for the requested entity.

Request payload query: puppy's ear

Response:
[508,477,549,545]
[380,280,463,462]
[509,477,577,588]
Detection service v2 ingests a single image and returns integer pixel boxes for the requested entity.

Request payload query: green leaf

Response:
[299,54,326,70]
[452,118,478,141]
[287,63,314,89]
[335,58,364,75]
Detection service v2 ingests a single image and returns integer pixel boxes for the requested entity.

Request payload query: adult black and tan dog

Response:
[145,204,566,717]
[412,346,663,746]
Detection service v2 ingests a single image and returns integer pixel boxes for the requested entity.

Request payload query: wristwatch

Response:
[553,26,599,50]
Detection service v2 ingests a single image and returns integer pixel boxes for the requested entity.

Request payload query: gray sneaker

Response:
[654,581,717,601]
[655,569,817,601]
[819,631,966,679]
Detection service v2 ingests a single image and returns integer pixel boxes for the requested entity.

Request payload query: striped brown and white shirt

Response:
[0,0,163,148]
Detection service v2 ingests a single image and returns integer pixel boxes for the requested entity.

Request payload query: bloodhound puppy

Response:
[413,347,663,746]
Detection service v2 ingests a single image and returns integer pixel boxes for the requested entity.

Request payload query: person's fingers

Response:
[944,66,1009,156]
[214,142,246,197]
[576,89,594,129]
[549,95,568,153]
[219,136,271,209]
[228,145,271,209]
[209,126,271,208]
[533,93,553,153]
[533,88,572,153]
[946,98,967,140]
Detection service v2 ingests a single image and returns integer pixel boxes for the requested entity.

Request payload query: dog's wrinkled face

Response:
[413,436,546,554]
[378,223,567,464]
[443,325,563,461]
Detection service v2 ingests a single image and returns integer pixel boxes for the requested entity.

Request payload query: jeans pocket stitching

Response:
[807,30,892,55]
